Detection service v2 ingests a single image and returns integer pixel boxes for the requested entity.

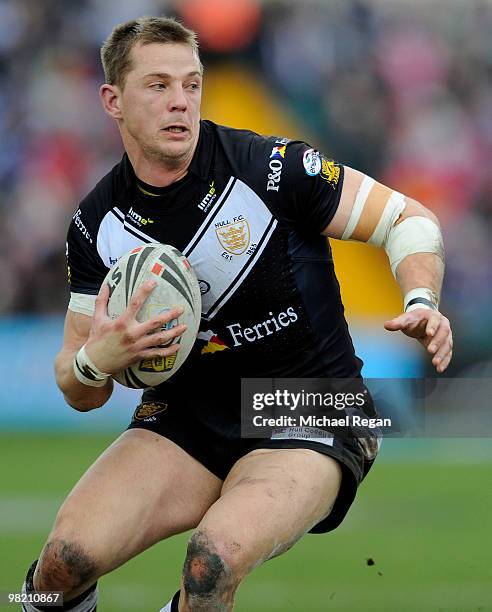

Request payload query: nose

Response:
[168,84,187,112]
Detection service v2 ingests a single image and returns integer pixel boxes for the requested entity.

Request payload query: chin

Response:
[151,143,190,168]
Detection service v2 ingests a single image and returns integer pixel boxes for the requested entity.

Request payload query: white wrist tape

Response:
[404,287,439,312]
[73,345,110,387]
[384,216,444,277]
[69,292,97,317]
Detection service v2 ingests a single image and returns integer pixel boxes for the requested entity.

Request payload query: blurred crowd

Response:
[0,0,490,372]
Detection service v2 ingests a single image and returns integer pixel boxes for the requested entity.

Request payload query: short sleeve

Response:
[267,140,344,234]
[66,204,108,295]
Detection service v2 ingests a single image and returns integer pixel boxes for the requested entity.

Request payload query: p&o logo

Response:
[266,145,287,192]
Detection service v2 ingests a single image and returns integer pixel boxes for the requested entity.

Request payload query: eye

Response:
[151,82,166,90]
[188,82,200,91]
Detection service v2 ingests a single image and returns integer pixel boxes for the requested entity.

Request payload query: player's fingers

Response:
[124,280,157,320]
[94,282,110,321]
[139,306,185,335]
[436,348,453,373]
[138,343,181,359]
[425,311,443,338]
[426,315,451,352]
[431,331,453,364]
[432,344,452,372]
[384,314,411,331]
[139,324,187,349]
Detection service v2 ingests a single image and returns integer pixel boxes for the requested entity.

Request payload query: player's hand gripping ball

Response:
[102,243,201,388]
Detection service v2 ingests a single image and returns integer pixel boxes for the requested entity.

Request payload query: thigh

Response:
[47,429,222,574]
[196,448,342,573]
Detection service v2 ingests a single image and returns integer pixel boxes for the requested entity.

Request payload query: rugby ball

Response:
[103,243,201,388]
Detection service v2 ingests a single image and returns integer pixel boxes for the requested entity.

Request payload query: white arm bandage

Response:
[342,177,444,277]
[68,292,97,316]
[383,216,444,277]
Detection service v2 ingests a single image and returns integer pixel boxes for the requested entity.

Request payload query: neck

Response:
[122,131,199,188]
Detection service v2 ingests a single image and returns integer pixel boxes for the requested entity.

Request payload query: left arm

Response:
[323,167,452,373]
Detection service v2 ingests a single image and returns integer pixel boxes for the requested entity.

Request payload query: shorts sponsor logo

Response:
[133,401,168,420]
[320,157,341,188]
[198,181,217,212]
[227,306,298,347]
[73,209,92,243]
[303,148,322,176]
[270,145,286,160]
[215,215,250,256]
[138,355,177,372]
[127,206,154,228]
[275,137,290,145]
[271,426,335,446]
[266,158,283,192]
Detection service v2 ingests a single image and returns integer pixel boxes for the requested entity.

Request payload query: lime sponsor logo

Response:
[198,181,217,212]
[127,206,154,228]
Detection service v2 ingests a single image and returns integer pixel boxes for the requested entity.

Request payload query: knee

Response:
[35,537,98,593]
[182,531,242,603]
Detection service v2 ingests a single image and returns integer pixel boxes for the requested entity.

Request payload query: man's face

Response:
[118,42,202,167]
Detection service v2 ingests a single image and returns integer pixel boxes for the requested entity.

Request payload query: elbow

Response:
[59,380,113,412]
[402,197,440,227]
[64,395,105,412]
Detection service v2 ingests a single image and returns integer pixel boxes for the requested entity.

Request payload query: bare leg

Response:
[34,429,222,601]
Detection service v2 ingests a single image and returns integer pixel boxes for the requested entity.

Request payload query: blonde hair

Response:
[101,16,202,88]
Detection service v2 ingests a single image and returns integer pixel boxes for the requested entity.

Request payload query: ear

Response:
[100,83,123,120]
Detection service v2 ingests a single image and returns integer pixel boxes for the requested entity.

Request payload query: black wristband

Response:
[405,297,438,311]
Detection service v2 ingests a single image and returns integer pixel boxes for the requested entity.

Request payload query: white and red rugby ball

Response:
[102,243,201,388]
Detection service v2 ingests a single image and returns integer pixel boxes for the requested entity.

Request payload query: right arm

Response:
[55,308,112,412]
[55,281,185,412]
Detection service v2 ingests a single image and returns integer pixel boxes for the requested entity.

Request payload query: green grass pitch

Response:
[0,433,491,611]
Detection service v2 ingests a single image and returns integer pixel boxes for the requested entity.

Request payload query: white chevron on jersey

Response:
[183,178,277,320]
[95,178,277,321]
[96,207,153,267]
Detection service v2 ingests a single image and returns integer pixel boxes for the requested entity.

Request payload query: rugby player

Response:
[21,16,452,612]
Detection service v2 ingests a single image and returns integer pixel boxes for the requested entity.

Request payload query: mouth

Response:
[162,124,189,134]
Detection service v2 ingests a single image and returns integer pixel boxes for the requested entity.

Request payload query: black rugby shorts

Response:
[127,382,379,533]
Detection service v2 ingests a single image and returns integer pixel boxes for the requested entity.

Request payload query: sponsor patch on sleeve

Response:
[302,149,322,176]
[320,157,341,189]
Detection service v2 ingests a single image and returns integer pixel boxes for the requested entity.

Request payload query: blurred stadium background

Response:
[0,0,491,610]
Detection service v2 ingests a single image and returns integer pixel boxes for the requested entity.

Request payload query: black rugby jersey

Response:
[67,120,363,383]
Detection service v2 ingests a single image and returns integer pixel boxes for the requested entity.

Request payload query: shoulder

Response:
[76,155,129,222]
[203,120,283,163]
[203,119,311,184]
